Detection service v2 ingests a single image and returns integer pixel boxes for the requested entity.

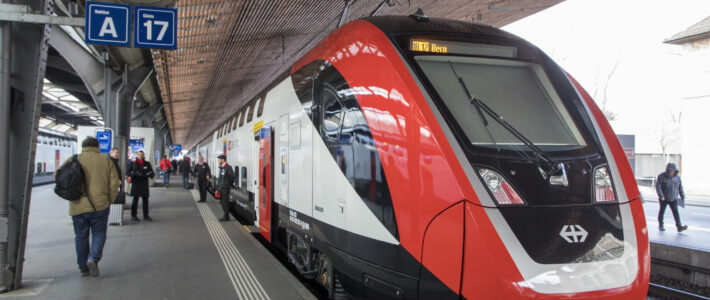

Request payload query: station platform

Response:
[0,180,316,299]
[640,187,710,252]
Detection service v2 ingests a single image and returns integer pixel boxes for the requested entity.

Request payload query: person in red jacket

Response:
[159,155,172,189]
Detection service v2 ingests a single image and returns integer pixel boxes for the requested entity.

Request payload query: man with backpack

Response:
[56,137,120,277]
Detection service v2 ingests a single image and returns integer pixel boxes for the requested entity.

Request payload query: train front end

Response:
[367,17,651,298]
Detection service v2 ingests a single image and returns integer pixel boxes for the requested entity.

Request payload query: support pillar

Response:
[4,0,51,292]
[114,65,152,184]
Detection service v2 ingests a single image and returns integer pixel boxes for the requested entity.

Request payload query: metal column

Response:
[4,0,51,291]
[0,0,12,290]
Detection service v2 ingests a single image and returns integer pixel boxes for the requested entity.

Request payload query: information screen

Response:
[410,39,517,58]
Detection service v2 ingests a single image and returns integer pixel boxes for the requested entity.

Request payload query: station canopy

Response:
[149,0,563,148]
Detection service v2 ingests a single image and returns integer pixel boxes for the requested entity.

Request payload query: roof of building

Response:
[665,16,710,45]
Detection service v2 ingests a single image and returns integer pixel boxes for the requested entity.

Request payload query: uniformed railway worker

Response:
[128,150,155,221]
[193,155,211,203]
[216,154,235,222]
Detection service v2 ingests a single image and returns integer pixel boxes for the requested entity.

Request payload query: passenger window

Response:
[227,119,233,134]
[234,165,240,188]
[257,97,265,117]
[232,115,238,130]
[238,109,246,127]
[246,101,256,123]
[322,88,343,142]
[291,60,321,120]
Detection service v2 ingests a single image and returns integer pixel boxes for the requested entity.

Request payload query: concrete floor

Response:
[1,179,315,300]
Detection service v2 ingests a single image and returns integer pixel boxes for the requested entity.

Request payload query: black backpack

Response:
[54,155,85,201]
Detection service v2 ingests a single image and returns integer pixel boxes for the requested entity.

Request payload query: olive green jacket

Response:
[58,147,120,216]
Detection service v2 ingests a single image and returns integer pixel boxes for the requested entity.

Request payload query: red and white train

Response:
[194,15,650,299]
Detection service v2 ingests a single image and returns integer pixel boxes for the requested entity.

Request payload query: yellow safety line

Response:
[242,225,252,233]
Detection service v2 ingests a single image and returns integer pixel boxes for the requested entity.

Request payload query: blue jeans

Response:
[72,208,110,270]
[182,174,189,188]
[162,171,170,186]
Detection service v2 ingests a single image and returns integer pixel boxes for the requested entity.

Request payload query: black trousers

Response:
[219,189,238,219]
[197,180,208,202]
[131,196,150,218]
[658,200,681,228]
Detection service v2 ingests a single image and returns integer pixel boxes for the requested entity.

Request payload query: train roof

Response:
[363,15,524,43]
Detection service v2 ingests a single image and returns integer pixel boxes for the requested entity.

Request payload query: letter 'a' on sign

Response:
[85,1,130,47]
[134,6,178,50]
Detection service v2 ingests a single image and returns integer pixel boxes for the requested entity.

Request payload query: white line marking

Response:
[193,190,270,300]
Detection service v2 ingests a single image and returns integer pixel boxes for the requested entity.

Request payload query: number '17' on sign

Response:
[134,6,177,49]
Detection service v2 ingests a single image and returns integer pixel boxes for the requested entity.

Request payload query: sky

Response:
[502,0,710,153]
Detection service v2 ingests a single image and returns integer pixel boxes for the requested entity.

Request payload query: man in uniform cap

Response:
[216,154,235,221]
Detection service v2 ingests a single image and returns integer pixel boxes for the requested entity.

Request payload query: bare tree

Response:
[591,60,620,121]
[654,109,682,163]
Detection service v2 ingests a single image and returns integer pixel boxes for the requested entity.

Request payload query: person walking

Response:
[172,158,178,174]
[656,163,688,232]
[179,158,191,189]
[59,137,120,277]
[216,155,235,221]
[128,151,155,221]
[193,155,211,202]
[159,155,172,189]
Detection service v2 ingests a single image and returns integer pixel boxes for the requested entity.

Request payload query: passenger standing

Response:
[128,151,155,221]
[109,148,122,183]
[60,137,120,277]
[216,155,235,221]
[171,158,178,173]
[193,155,211,202]
[159,155,172,189]
[656,163,688,232]
[179,158,191,188]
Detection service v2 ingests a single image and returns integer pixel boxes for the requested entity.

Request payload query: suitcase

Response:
[186,182,194,189]
[109,204,124,226]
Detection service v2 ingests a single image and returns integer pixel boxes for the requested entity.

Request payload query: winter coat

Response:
[159,158,172,171]
[59,147,120,216]
[193,162,211,182]
[217,163,235,192]
[179,159,191,176]
[129,159,155,198]
[656,163,685,204]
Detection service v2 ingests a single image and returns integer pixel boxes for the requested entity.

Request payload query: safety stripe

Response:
[192,190,270,300]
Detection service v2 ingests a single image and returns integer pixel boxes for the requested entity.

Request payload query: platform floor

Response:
[641,187,710,252]
[1,181,316,299]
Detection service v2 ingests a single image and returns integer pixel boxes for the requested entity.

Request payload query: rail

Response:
[648,283,709,300]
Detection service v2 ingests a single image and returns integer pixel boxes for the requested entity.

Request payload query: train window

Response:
[246,100,256,123]
[322,88,343,142]
[42,136,47,144]
[232,114,238,131]
[292,60,322,121]
[315,64,399,238]
[240,166,247,190]
[227,119,233,134]
[256,97,265,117]
[238,109,246,127]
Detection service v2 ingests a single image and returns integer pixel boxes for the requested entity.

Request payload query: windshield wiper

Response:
[448,61,499,152]
[447,61,560,177]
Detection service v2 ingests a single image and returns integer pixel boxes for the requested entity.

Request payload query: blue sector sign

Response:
[134,6,177,49]
[85,1,130,47]
[96,131,112,153]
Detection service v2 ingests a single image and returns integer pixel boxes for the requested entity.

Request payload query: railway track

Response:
[648,283,710,300]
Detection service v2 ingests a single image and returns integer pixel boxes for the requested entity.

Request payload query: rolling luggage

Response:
[186,182,194,189]
[109,204,124,226]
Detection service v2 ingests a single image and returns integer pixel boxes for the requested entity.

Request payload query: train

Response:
[192,15,650,299]
[34,127,78,176]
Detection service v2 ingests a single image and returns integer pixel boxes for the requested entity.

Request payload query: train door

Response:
[258,126,273,241]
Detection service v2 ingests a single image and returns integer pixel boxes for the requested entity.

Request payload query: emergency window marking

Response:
[411,40,448,53]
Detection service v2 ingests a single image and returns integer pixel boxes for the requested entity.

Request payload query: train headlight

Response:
[594,166,617,202]
[478,168,524,205]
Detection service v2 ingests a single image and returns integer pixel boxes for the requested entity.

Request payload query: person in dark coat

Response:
[128,151,155,222]
[179,158,191,188]
[193,155,211,202]
[109,148,122,182]
[172,158,178,173]
[656,163,688,232]
[216,155,235,221]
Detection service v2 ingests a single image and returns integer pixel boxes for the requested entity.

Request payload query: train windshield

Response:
[414,55,587,153]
